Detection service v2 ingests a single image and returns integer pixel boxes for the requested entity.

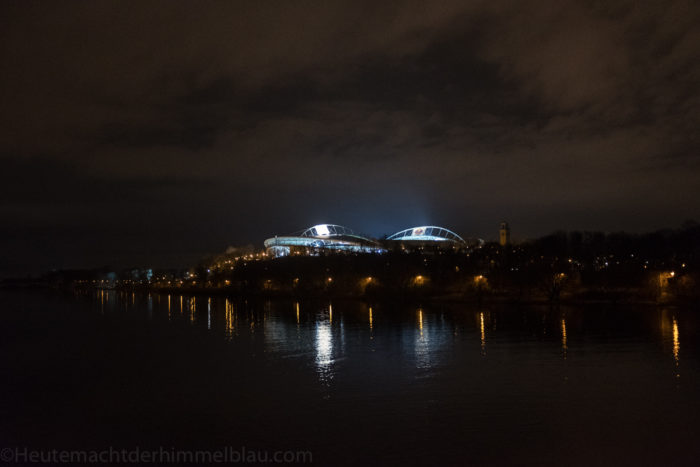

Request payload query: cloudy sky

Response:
[2,0,699,275]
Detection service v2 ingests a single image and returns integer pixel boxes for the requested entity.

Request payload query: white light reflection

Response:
[315,311,334,386]
[207,297,211,330]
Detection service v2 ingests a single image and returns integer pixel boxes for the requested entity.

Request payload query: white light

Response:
[316,320,333,384]
[313,224,331,236]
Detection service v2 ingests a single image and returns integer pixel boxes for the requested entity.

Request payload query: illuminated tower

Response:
[499,222,510,246]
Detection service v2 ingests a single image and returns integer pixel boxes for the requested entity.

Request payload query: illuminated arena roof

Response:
[263,224,468,257]
[264,224,384,256]
[298,224,367,241]
[387,226,465,243]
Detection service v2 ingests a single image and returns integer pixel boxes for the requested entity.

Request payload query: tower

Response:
[499,222,510,246]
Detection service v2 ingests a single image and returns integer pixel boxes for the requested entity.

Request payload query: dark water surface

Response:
[1,289,700,466]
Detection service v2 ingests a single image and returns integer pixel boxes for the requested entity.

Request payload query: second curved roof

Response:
[387,226,465,243]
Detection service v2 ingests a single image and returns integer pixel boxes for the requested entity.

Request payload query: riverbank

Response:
[50,283,691,307]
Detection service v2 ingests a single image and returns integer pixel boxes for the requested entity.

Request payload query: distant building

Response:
[499,222,511,246]
[263,224,470,257]
[385,225,467,252]
[264,224,386,257]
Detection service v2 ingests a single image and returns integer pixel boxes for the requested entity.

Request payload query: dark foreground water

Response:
[1,289,700,466]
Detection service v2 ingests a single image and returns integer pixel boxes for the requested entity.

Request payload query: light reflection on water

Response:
[414,308,431,370]
[660,308,683,379]
[79,291,700,424]
[673,317,680,365]
[224,298,235,339]
[479,311,486,356]
[207,297,211,330]
[85,292,695,382]
[561,315,567,359]
[3,290,700,466]
[315,316,333,385]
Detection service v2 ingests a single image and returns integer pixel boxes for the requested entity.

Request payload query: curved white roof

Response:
[263,224,382,252]
[387,226,465,243]
[300,224,355,238]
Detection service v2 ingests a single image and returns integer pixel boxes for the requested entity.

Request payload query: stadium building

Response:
[264,224,385,257]
[264,224,472,257]
[384,226,467,252]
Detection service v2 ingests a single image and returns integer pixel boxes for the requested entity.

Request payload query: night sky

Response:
[2,1,699,276]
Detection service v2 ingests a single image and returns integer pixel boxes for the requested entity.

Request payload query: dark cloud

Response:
[1,0,700,276]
